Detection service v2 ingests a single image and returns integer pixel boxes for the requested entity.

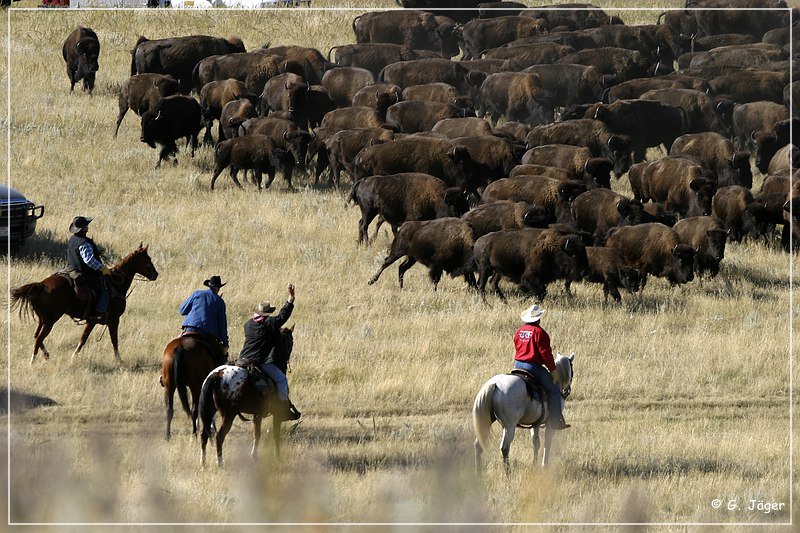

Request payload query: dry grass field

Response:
[2,4,798,528]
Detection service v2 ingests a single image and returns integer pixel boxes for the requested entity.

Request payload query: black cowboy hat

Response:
[69,215,92,234]
[203,275,226,288]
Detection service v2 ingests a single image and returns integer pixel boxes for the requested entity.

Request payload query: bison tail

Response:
[9,282,42,320]
[191,62,203,94]
[130,36,149,76]
[346,178,363,208]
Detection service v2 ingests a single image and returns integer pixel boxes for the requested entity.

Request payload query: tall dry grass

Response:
[2,5,797,526]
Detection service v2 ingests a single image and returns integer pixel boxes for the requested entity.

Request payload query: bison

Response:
[63,26,100,94]
[209,135,292,190]
[520,144,613,189]
[669,132,752,188]
[640,156,718,217]
[711,185,765,242]
[673,215,729,277]
[115,73,179,137]
[571,188,648,244]
[604,223,695,285]
[140,95,202,168]
[462,201,550,238]
[567,246,643,302]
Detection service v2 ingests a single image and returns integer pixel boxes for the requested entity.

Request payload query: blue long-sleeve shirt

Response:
[179,289,229,346]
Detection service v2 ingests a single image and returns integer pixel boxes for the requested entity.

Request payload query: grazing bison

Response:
[526,119,633,176]
[473,228,589,301]
[711,185,764,242]
[521,144,613,189]
[571,188,647,245]
[210,135,292,190]
[367,218,476,289]
[673,215,729,277]
[132,35,245,94]
[457,16,547,60]
[354,136,486,194]
[140,95,202,168]
[352,11,460,58]
[605,223,695,285]
[640,156,718,217]
[462,201,550,238]
[568,246,643,302]
[115,73,179,137]
[349,173,469,244]
[669,132,752,188]
[63,26,100,94]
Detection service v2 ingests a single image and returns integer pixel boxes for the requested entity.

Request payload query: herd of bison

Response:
[64,0,798,302]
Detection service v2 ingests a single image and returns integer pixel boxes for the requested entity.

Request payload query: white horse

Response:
[472,352,575,473]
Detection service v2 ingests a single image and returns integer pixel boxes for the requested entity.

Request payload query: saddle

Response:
[181,330,227,365]
[232,358,273,394]
[57,268,93,301]
[510,368,548,403]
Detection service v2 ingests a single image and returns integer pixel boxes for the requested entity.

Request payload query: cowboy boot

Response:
[549,416,571,430]
[287,400,301,420]
[276,399,300,421]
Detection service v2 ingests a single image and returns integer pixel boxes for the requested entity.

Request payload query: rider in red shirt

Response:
[513,304,570,430]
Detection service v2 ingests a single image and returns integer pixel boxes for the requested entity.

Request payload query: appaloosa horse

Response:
[198,326,295,466]
[10,243,159,363]
[472,352,575,473]
[161,334,227,440]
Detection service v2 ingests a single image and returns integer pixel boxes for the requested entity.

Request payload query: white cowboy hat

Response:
[520,304,544,323]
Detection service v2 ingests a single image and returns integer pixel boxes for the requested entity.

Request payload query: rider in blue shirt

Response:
[179,275,229,358]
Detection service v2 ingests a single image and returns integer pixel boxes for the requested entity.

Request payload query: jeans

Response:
[261,362,289,401]
[514,361,563,424]
[95,287,108,314]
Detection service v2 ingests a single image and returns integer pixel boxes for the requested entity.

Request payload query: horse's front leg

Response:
[251,415,262,460]
[531,426,541,466]
[541,427,555,468]
[72,322,97,360]
[107,318,121,361]
[272,415,282,457]
[474,438,483,475]
[501,426,516,476]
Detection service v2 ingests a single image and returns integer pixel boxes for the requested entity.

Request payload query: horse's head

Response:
[555,352,575,399]
[130,243,159,280]
[278,324,294,358]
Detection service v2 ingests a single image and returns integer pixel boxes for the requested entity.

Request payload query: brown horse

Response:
[10,243,159,363]
[161,334,227,440]
[198,326,294,466]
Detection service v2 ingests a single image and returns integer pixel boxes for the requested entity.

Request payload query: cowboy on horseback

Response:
[513,304,570,430]
[238,283,301,421]
[179,275,229,361]
[66,215,111,323]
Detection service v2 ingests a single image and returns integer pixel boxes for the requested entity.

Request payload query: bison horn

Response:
[154,110,161,121]
[376,91,380,98]
[593,107,600,119]
[583,159,590,173]
[564,238,571,251]
[750,130,757,141]
[654,60,661,75]
[285,82,290,90]
[730,154,736,166]
[283,130,289,140]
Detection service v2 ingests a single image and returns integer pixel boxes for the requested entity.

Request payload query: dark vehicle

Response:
[0,185,44,252]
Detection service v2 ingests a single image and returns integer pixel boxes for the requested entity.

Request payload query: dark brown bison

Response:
[669,132,752,188]
[219,97,258,141]
[712,185,766,242]
[63,26,100,94]
[493,121,531,143]
[258,73,306,117]
[329,43,440,77]
[115,73,179,137]
[732,101,789,151]
[753,119,798,174]
[690,0,789,40]
[673,215,729,277]
[709,70,788,105]
[520,4,619,30]
[483,42,577,69]
[768,144,799,174]
[482,175,586,222]
[604,223,695,285]
[367,218,476,289]
[379,58,486,103]
[567,246,643,302]
[526,119,633,176]
[602,75,710,103]
[557,47,665,83]
[640,156,718,217]
[349,173,469,244]
[132,35,245,94]
[354,136,486,194]
[571,188,648,245]
[140,95,202,168]
[352,83,403,108]
[457,16,547,60]
[450,135,520,183]
[200,79,253,143]
[520,63,606,110]
[640,88,735,138]
[324,127,395,187]
[462,201,550,238]
[521,144,613,189]
[321,67,376,108]
[473,228,589,301]
[257,45,332,86]
[385,100,475,133]
[510,164,572,182]
[352,11,460,58]
[209,135,292,190]
[478,72,555,125]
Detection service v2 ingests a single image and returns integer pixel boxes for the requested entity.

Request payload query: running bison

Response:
[604,223,695,286]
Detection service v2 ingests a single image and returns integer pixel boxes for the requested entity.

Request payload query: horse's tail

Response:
[472,380,496,453]
[173,344,192,418]
[198,369,221,439]
[9,282,42,319]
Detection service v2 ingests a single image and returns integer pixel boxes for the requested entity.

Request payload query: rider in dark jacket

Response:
[66,215,110,322]
[238,283,301,421]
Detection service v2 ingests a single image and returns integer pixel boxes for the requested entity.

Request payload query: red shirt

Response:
[514,323,555,371]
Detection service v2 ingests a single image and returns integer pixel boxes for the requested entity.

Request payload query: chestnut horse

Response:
[10,243,159,363]
[198,326,294,466]
[161,334,227,440]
